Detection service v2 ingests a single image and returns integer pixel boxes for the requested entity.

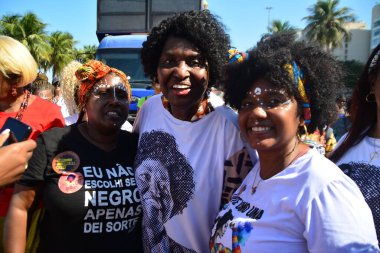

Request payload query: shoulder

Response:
[35,125,74,151]
[39,125,73,140]
[297,149,360,196]
[133,94,163,131]
[32,96,61,112]
[136,94,161,116]
[303,149,345,179]
[30,96,65,124]
[141,94,161,107]
[334,135,369,165]
[212,105,239,129]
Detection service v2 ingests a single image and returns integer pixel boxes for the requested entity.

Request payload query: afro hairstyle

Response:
[141,10,230,88]
[223,32,343,132]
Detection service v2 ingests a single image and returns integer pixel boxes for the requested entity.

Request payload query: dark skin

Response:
[238,79,309,179]
[157,36,209,121]
[4,73,130,253]
[78,74,129,152]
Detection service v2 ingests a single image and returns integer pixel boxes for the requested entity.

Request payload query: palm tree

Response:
[75,44,97,63]
[303,0,355,53]
[0,14,21,36]
[49,31,76,77]
[0,12,51,70]
[269,20,295,33]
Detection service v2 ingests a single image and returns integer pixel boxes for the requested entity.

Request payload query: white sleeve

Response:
[304,178,379,252]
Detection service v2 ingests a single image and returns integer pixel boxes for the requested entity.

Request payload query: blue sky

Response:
[0,0,377,51]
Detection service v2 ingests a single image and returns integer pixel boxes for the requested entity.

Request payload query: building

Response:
[332,22,371,63]
[371,3,380,50]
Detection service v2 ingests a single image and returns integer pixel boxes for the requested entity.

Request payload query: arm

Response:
[221,112,256,206]
[0,130,36,187]
[3,183,40,253]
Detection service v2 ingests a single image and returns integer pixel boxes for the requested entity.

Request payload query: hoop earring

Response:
[297,124,309,139]
[366,91,376,103]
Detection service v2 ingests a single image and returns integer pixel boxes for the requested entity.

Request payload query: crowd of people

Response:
[0,9,379,253]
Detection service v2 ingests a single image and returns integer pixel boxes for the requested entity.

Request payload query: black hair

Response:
[141,10,230,88]
[224,32,342,133]
[330,43,380,162]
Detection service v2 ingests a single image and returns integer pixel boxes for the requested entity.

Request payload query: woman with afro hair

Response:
[209,32,378,252]
[134,10,255,253]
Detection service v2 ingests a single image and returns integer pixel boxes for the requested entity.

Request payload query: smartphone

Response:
[0,117,32,146]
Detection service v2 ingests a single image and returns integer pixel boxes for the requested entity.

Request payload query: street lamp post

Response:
[266,6,273,32]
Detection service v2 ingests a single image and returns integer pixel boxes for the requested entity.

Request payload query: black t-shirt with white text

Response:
[19,124,142,253]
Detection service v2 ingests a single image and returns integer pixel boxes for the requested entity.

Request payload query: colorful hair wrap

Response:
[284,61,311,124]
[227,48,248,64]
[75,60,131,109]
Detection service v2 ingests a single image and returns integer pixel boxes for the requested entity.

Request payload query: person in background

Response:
[0,36,65,139]
[210,32,379,252]
[52,76,61,102]
[52,76,71,118]
[0,35,65,253]
[134,10,255,252]
[330,94,351,141]
[57,60,83,125]
[330,42,380,246]
[30,76,55,102]
[0,129,36,187]
[4,60,142,253]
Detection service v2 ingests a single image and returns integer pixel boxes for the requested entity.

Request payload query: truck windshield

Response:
[96,48,151,89]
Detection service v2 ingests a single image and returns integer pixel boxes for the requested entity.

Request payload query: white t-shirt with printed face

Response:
[133,93,256,253]
[335,134,380,247]
[210,149,379,253]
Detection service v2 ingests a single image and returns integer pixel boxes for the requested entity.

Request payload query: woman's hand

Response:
[0,129,36,187]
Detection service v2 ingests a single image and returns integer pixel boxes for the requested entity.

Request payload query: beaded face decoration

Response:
[239,87,292,112]
[92,76,129,103]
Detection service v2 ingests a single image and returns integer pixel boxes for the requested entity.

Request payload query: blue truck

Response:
[95,0,203,123]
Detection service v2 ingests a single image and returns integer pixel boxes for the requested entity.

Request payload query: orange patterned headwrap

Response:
[75,60,131,109]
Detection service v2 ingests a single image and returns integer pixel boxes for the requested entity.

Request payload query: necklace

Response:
[251,139,307,195]
[369,137,380,163]
[15,90,30,121]
[251,168,262,194]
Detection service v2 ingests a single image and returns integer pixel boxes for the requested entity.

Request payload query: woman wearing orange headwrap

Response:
[4,60,143,253]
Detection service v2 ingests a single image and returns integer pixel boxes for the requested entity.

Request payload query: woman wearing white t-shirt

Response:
[210,33,379,252]
[134,10,255,253]
[330,42,380,247]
